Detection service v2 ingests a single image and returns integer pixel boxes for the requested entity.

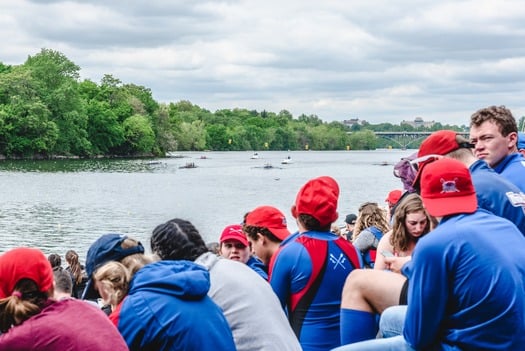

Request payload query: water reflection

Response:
[0,158,176,173]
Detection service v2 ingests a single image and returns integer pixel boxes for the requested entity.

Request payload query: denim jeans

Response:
[380,305,407,338]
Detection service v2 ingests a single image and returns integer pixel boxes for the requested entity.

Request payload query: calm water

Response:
[0,150,413,260]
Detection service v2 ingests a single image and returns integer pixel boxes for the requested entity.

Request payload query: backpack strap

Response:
[368,226,383,241]
[362,226,384,268]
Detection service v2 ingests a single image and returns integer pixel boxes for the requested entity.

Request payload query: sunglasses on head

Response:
[410,154,443,171]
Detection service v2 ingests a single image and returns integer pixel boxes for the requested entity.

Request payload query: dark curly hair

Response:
[150,219,208,261]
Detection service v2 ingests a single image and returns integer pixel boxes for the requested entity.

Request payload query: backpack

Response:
[361,226,383,268]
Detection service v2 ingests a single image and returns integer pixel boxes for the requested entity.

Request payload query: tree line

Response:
[0,49,484,159]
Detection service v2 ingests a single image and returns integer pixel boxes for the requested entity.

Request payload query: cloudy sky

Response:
[1,0,525,125]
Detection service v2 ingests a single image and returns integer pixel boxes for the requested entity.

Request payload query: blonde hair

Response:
[352,202,390,241]
[117,237,157,275]
[120,253,156,276]
[93,261,130,308]
[331,223,342,236]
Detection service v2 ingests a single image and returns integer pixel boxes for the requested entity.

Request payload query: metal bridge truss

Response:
[373,132,470,149]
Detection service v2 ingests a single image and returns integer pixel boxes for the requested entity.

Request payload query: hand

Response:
[383,255,411,273]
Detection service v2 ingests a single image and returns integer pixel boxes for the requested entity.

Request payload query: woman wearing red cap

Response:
[219,224,268,280]
[0,247,128,351]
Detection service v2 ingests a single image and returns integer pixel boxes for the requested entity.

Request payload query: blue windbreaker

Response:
[493,153,525,192]
[403,209,525,350]
[118,260,236,351]
[470,159,525,234]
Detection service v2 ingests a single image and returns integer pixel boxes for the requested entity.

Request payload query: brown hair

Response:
[470,105,518,136]
[242,211,283,243]
[389,193,433,252]
[0,279,48,333]
[297,213,327,231]
[65,250,83,285]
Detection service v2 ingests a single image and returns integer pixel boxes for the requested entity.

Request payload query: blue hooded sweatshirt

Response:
[118,260,236,351]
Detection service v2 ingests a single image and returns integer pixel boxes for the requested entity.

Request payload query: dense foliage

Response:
[1,49,504,159]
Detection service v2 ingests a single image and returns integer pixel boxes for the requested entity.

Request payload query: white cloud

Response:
[1,0,525,125]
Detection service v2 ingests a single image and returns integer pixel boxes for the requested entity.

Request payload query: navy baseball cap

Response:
[81,233,144,300]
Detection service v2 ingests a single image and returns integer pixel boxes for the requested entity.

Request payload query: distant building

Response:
[343,118,367,127]
[401,117,435,128]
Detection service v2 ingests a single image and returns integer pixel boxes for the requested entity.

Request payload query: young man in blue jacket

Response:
[333,158,525,351]
[469,105,525,191]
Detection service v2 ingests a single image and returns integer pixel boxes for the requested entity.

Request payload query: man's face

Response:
[219,240,251,263]
[470,120,517,167]
[248,235,271,266]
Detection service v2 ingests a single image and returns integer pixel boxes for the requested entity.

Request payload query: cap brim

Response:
[422,193,477,217]
[271,227,291,241]
[220,236,249,247]
[81,278,100,301]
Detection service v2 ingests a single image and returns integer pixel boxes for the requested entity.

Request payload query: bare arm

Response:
[383,255,412,274]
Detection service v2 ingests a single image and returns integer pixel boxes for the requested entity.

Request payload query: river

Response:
[0,149,413,260]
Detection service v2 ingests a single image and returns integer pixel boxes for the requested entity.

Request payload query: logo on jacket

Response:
[329,253,347,270]
[506,191,525,209]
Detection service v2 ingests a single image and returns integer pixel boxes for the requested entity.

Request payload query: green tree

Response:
[85,100,125,154]
[205,124,230,150]
[122,114,155,154]
[173,120,207,151]
[348,130,377,150]
[24,48,91,155]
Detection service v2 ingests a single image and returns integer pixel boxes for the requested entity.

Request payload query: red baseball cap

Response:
[420,158,477,217]
[292,176,339,227]
[385,190,402,205]
[245,206,291,240]
[220,224,249,247]
[0,247,54,298]
[413,130,474,188]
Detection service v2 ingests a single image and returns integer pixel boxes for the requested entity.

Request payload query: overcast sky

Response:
[1,0,525,125]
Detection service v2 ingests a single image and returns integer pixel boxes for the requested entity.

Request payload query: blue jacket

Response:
[403,209,525,350]
[493,153,525,192]
[118,260,236,351]
[470,159,525,235]
[246,255,268,280]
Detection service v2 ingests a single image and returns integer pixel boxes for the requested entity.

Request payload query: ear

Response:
[508,132,518,149]
[291,205,298,218]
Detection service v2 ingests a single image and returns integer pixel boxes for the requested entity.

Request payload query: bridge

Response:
[372,131,470,149]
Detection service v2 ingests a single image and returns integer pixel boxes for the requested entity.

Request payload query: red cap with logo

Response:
[220,224,249,247]
[420,158,477,217]
[413,130,474,188]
